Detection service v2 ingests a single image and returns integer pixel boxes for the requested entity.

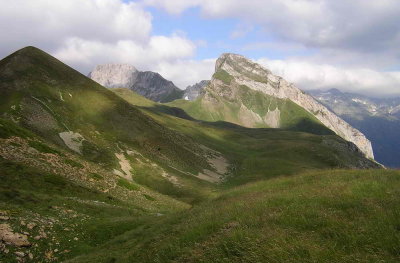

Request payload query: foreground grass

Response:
[69,169,400,263]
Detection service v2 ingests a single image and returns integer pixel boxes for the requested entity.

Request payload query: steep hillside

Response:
[89,64,183,102]
[169,53,374,159]
[310,88,400,167]
[0,46,227,203]
[0,118,188,262]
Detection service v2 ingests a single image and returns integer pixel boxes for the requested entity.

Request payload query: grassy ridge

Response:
[69,169,400,263]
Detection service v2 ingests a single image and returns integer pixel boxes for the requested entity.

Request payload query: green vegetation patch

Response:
[28,140,62,155]
[213,69,234,85]
[143,194,156,201]
[0,118,34,139]
[117,178,139,191]
[64,158,84,168]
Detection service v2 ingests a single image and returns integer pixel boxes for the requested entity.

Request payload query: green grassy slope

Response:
[0,47,222,203]
[69,169,400,263]
[169,95,333,135]
[0,47,201,170]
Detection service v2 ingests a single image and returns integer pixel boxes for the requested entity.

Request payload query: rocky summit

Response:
[89,64,183,102]
[88,64,138,89]
[173,53,375,159]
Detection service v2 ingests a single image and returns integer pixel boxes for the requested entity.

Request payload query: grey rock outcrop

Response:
[89,64,183,103]
[211,53,375,159]
[183,80,209,101]
[133,71,183,102]
[88,64,138,89]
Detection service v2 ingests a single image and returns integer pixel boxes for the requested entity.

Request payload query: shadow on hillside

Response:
[143,104,195,121]
[142,104,335,136]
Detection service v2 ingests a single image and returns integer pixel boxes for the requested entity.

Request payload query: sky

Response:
[1,0,400,97]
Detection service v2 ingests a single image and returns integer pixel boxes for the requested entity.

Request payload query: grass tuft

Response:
[117,178,139,191]
[28,140,62,155]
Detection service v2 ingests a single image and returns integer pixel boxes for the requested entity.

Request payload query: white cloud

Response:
[141,0,200,15]
[0,0,203,89]
[230,23,254,39]
[257,58,400,97]
[144,0,400,68]
[2,0,400,95]
[0,0,152,52]
[54,34,196,76]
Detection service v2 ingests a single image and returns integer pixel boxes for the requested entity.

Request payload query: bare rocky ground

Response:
[197,151,229,183]
[0,208,87,262]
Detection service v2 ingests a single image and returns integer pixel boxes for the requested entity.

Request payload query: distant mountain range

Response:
[309,88,400,167]
[89,63,210,103]
[89,55,375,161]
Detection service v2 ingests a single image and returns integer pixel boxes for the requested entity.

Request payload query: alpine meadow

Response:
[1,1,400,262]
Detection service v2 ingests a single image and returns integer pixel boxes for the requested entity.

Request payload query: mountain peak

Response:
[0,46,88,88]
[11,46,43,56]
[2,46,50,63]
[214,53,273,82]
[215,53,244,69]
[89,64,138,89]
[205,54,375,159]
[89,64,183,102]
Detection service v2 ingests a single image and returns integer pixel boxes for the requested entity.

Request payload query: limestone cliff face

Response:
[206,53,374,159]
[89,64,138,89]
[89,64,183,102]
